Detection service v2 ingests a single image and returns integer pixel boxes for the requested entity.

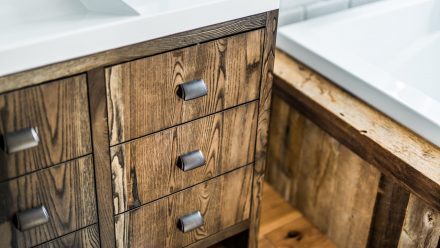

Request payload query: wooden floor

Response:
[258,183,336,248]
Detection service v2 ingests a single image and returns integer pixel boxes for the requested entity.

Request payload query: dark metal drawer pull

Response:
[177,211,204,233]
[2,127,40,154]
[176,79,208,101]
[14,205,49,231]
[177,150,206,171]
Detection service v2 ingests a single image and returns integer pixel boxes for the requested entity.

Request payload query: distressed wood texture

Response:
[87,68,116,248]
[0,13,267,94]
[111,102,257,214]
[248,10,278,248]
[398,194,440,248]
[0,156,97,248]
[367,176,410,248]
[106,29,263,145]
[0,75,92,181]
[273,50,440,210]
[266,95,381,248]
[35,225,100,248]
[114,165,253,248]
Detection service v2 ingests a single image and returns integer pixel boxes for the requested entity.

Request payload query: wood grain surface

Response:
[87,68,116,248]
[0,13,266,94]
[35,225,100,248]
[106,29,263,145]
[398,194,440,248]
[249,10,278,248]
[258,183,336,248]
[114,165,252,248]
[0,75,92,181]
[111,102,257,214]
[367,176,410,248]
[273,50,440,210]
[0,156,97,248]
[266,95,381,248]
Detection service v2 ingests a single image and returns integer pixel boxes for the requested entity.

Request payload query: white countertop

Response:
[0,0,278,76]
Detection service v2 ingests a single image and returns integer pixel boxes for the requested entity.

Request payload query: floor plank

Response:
[258,183,336,248]
[211,183,335,248]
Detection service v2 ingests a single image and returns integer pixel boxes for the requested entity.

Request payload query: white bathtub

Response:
[277,0,440,147]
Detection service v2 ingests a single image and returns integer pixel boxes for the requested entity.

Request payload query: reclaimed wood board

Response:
[105,29,263,145]
[111,102,257,214]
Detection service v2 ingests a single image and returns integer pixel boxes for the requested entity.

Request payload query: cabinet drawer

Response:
[0,156,97,248]
[106,29,263,145]
[0,75,92,181]
[115,164,252,248]
[35,225,100,248]
[111,102,257,214]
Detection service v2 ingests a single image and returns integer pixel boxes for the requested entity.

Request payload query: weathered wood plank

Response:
[87,68,116,248]
[106,29,263,144]
[0,75,92,181]
[367,176,410,247]
[114,165,253,248]
[398,194,440,248]
[0,156,97,247]
[35,225,100,248]
[0,13,267,94]
[111,102,257,214]
[249,10,278,248]
[273,50,440,210]
[266,95,381,248]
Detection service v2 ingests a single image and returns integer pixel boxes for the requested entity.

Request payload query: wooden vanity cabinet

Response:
[0,11,278,248]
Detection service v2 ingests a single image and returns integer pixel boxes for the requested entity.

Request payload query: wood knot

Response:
[286,230,302,241]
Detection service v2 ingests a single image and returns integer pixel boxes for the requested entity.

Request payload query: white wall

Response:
[279,0,382,26]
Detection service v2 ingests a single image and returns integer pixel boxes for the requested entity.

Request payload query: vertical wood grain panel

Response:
[35,225,100,248]
[266,95,381,248]
[0,75,92,181]
[111,102,257,214]
[367,176,410,248]
[87,68,116,248]
[106,29,263,145]
[398,194,440,248]
[0,156,97,248]
[114,165,253,248]
[249,10,278,248]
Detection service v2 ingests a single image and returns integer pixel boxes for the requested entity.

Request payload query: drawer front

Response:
[35,224,100,248]
[106,29,263,145]
[0,75,92,181]
[115,164,252,248]
[0,156,97,247]
[111,102,257,214]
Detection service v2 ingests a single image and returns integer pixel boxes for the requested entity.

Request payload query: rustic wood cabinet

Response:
[268,51,440,248]
[0,11,278,248]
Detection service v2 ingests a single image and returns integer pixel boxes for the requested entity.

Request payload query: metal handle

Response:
[1,127,40,154]
[176,79,208,101]
[177,211,204,233]
[14,205,50,231]
[177,150,206,172]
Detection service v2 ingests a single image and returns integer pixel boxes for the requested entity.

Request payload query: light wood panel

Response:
[87,68,116,248]
[35,225,100,248]
[0,75,92,181]
[266,94,381,248]
[273,50,440,210]
[0,156,97,248]
[106,29,263,145]
[258,183,336,248]
[114,165,253,248]
[0,13,266,94]
[111,102,257,214]
[248,10,278,248]
[398,194,440,248]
